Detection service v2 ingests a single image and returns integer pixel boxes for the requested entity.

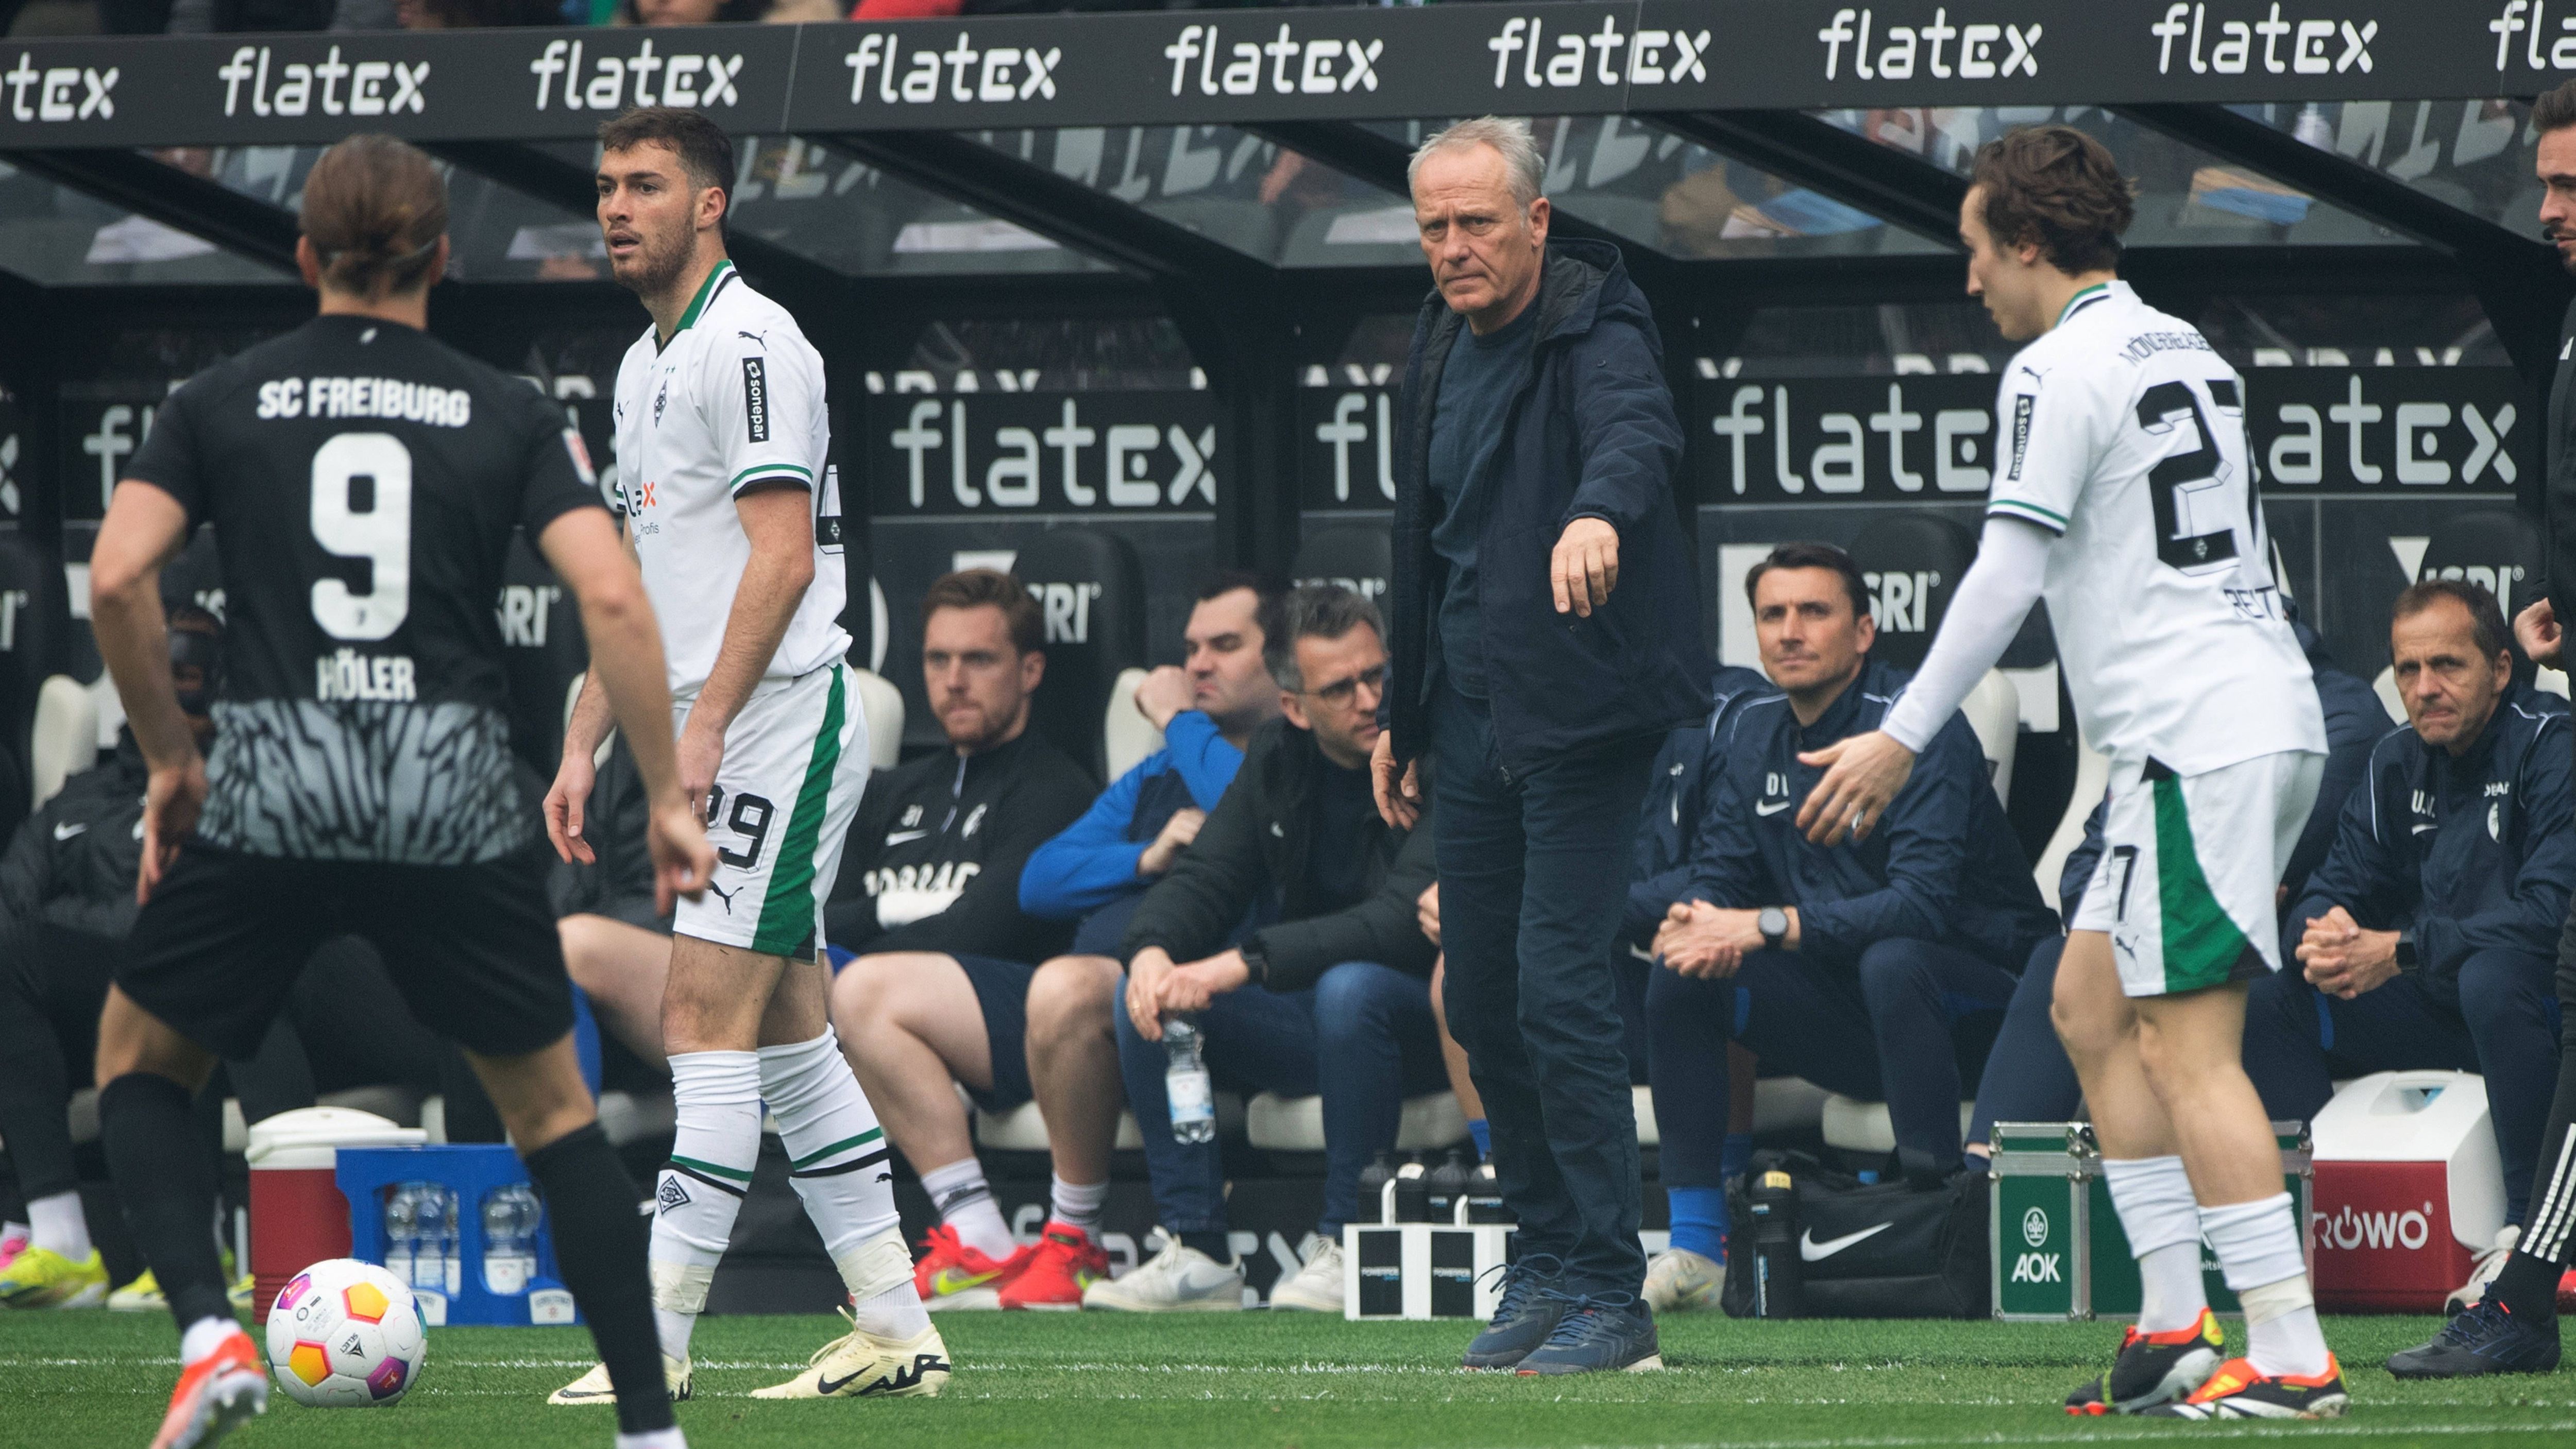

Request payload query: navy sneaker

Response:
[2387,1300,2563,1378]
[1513,1290,1662,1375]
[1461,1254,1567,1370]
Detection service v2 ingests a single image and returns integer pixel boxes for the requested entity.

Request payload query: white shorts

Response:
[2070,748,2323,999]
[672,661,868,958]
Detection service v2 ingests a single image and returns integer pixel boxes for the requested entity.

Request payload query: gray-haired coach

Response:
[1371,116,1709,1375]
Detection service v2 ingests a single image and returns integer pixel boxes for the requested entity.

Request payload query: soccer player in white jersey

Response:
[546,107,947,1407]
[1800,128,2342,1419]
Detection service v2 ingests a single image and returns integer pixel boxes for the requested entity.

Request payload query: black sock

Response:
[99,1073,232,1334]
[524,1123,671,1435]
[2496,1014,2576,1325]
[2490,1249,2562,1325]
[1180,1231,1232,1262]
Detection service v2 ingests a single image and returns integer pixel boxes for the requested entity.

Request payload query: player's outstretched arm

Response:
[538,506,713,912]
[1798,514,2050,846]
[90,480,199,902]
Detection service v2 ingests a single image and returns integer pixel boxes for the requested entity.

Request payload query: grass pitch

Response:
[6,1308,2575,1447]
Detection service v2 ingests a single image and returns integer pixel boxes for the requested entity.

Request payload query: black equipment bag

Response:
[1721,1149,1990,1319]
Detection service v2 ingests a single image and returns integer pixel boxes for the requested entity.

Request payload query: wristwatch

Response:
[1758,906,1789,951]
[2393,931,2417,974]
[1239,938,1270,986]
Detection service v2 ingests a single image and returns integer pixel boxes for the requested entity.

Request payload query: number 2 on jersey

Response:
[310,432,412,640]
[2134,379,2253,574]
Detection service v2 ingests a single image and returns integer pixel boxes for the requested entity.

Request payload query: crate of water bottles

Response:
[335,1145,580,1327]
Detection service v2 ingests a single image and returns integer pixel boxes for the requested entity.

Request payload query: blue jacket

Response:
[2290,681,2575,994]
[1386,237,1709,774]
[1019,711,1243,920]
[1686,659,2056,974]
[1624,666,1778,950]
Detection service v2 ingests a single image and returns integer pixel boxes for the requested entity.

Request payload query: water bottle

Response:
[438,1185,462,1295]
[1427,1149,1472,1225]
[1466,1160,1510,1224]
[1163,1017,1216,1145]
[1392,1155,1430,1223]
[382,1185,419,1285]
[1747,1168,1804,1319]
[481,1184,543,1295]
[1356,1151,1395,1225]
[409,1183,458,1296]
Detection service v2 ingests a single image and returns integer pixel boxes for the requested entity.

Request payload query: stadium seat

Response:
[1292,524,1393,605]
[28,674,96,808]
[1751,1075,1833,1137]
[973,1094,1243,1152]
[1011,529,1147,783]
[850,666,905,772]
[1102,666,1163,782]
[1818,1094,1978,1155]
[1960,671,2020,807]
[2033,725,2111,904]
[1245,1090,1467,1154]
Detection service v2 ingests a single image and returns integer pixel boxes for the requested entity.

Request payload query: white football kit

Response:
[611,259,865,957]
[1989,281,2326,996]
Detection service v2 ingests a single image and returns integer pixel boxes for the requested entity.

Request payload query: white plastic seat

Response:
[596,1088,677,1148]
[974,1093,1244,1152]
[850,667,905,771]
[2540,667,2570,700]
[29,674,96,808]
[2033,726,2111,905]
[1246,1090,1465,1154]
[2371,667,2405,727]
[1750,1076,1833,1137]
[1819,1094,1978,1155]
[1102,666,1164,782]
[1633,1085,1658,1147]
[1961,669,2020,807]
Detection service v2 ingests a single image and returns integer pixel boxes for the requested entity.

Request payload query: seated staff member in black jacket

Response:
[1650,543,2056,1185]
[1076,586,1443,1316]
[825,569,1093,1303]
[2246,579,2573,1315]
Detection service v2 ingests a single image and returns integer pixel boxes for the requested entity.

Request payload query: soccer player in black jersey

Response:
[84,135,715,1449]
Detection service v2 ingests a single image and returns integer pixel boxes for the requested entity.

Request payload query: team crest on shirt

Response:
[654,379,668,428]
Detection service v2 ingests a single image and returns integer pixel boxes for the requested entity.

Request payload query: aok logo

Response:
[1485,16,1713,90]
[1163,24,1381,98]
[1037,581,1101,645]
[1816,8,2038,82]
[2021,1206,2049,1248]
[218,46,421,119]
[1865,569,1943,633]
[2008,1252,2063,1282]
[3,55,115,122]
[2150,4,2377,77]
[530,38,743,113]
[843,31,1059,106]
[2314,1202,2433,1252]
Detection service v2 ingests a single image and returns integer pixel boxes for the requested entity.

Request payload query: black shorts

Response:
[952,953,1036,1112]
[118,842,575,1062]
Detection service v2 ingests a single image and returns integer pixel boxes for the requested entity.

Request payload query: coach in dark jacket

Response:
[2246,580,2575,1235]
[1370,117,1706,1371]
[1653,545,2056,1185]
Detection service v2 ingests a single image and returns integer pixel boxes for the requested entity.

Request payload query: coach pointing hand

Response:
[1374,117,1708,1377]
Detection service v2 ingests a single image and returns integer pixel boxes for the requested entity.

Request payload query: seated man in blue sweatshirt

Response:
[1650,543,2056,1257]
[2244,579,2573,1315]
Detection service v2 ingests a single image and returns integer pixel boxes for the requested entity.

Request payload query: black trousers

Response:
[1430,683,1659,1295]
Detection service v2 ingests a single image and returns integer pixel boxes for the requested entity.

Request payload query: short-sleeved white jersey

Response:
[1986,280,2323,774]
[612,259,848,697]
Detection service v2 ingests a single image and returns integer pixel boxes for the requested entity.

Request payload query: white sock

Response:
[2201,1193,2330,1378]
[179,1315,235,1366]
[1049,1175,1108,1233]
[26,1190,90,1261]
[651,1049,764,1361]
[615,1429,688,1449]
[758,1031,924,1327]
[2102,1156,2205,1333]
[920,1157,1014,1261]
[853,1278,932,1339]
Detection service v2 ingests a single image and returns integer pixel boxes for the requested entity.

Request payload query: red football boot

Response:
[996,1220,1110,1310]
[912,1223,1029,1311]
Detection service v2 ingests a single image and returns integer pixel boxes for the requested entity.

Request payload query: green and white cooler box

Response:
[1990,1120,2312,1322]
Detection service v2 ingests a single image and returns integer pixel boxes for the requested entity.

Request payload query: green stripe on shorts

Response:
[751,667,846,959]
[2151,771,2251,994]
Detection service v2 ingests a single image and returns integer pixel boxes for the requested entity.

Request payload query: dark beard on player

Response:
[612,224,693,299]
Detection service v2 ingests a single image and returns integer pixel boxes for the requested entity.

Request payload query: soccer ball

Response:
[264,1258,428,1407]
